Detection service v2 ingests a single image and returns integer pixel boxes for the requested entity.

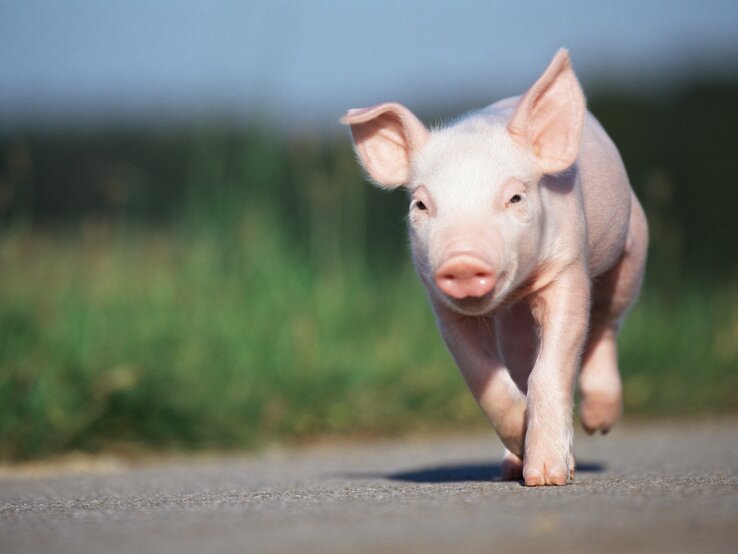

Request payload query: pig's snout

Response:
[435,255,496,299]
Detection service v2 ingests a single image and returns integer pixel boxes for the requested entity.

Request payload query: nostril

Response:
[435,256,496,299]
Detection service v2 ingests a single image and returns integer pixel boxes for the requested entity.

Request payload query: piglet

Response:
[341,50,648,486]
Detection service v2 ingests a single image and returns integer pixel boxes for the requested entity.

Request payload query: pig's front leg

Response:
[524,266,590,486]
[433,303,528,459]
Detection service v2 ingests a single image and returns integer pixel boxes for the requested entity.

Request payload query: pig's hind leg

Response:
[496,301,540,480]
[433,303,528,462]
[502,448,525,481]
[579,196,648,434]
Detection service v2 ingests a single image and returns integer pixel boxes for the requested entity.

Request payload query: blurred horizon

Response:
[0,1,736,460]
[2,0,738,132]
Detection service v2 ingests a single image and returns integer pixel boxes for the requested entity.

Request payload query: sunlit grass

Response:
[1,84,736,460]
[0,215,735,460]
[619,275,738,414]
[0,219,473,459]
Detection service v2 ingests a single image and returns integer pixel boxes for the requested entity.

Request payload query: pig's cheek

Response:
[409,231,434,283]
[408,221,430,253]
[508,202,534,225]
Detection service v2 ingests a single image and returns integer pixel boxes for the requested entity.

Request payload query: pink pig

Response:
[341,50,648,486]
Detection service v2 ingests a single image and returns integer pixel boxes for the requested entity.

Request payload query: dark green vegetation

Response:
[0,82,736,460]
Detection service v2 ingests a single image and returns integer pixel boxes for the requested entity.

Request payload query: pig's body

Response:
[342,50,648,486]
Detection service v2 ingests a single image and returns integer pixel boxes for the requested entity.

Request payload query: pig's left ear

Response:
[340,102,430,188]
[508,49,585,174]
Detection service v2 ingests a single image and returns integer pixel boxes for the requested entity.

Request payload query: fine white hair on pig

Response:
[341,49,648,486]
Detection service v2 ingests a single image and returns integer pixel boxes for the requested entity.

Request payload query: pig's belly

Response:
[587,220,629,277]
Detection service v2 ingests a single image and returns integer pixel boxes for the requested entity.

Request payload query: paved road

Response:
[1,419,737,553]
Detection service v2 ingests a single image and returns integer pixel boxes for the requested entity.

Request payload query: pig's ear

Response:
[340,102,430,188]
[508,49,585,174]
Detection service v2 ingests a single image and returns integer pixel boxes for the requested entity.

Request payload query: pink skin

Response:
[341,49,648,486]
[435,255,496,299]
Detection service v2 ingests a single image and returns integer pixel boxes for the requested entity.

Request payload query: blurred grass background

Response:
[0,83,737,460]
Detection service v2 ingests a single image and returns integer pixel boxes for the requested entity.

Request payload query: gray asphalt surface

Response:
[1,419,737,554]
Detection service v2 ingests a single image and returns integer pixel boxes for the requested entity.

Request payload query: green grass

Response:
[0,214,735,461]
[2,82,738,460]
[0,218,473,460]
[619,275,738,415]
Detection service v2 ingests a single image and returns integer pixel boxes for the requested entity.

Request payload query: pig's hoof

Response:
[523,452,573,486]
[523,465,570,486]
[580,391,622,435]
[501,449,524,481]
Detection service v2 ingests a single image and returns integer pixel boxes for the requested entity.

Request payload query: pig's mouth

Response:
[442,293,498,316]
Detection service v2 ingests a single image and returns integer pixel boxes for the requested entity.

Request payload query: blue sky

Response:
[1,0,737,131]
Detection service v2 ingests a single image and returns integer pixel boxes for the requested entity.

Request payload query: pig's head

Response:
[341,49,585,316]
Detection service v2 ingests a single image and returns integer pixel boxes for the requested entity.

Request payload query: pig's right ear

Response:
[340,102,430,189]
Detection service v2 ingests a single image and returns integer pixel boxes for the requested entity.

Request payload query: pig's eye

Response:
[509,194,522,204]
[414,200,428,211]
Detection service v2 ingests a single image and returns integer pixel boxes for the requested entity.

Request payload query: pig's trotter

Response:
[580,390,622,434]
[579,327,623,434]
[522,419,574,486]
[501,449,524,481]
[580,392,622,434]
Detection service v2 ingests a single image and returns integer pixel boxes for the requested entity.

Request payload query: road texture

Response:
[1,418,737,553]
